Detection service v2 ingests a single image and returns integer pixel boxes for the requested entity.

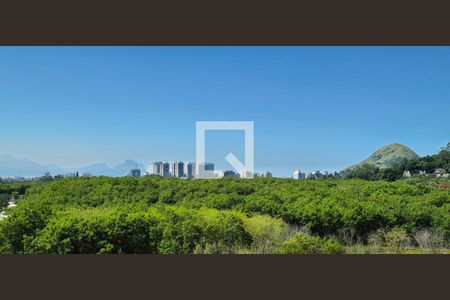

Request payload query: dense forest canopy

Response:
[0,176,448,254]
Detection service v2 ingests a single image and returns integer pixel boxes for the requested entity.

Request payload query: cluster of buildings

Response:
[292,170,341,180]
[125,161,273,179]
[127,162,337,180]
[1,164,339,182]
[0,176,29,182]
[145,161,211,178]
[403,169,449,178]
[255,171,273,178]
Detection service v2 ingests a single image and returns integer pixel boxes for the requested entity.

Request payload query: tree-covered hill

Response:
[350,143,420,170]
[344,143,450,181]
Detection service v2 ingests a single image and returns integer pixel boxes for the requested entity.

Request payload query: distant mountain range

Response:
[349,143,420,170]
[0,154,145,177]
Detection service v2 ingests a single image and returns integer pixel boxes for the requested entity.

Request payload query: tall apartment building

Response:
[184,162,196,178]
[172,161,185,178]
[162,161,170,177]
[149,162,162,176]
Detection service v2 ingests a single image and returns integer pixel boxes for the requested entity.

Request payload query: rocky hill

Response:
[351,143,420,169]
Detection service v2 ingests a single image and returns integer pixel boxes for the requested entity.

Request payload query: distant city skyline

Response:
[1,47,449,176]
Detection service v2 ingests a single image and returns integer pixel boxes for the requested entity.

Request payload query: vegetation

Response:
[0,194,10,211]
[352,143,420,169]
[0,176,448,254]
[0,182,35,210]
[344,143,450,181]
[276,231,343,254]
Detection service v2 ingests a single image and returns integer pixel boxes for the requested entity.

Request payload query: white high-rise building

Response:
[172,161,185,178]
[149,162,162,176]
[292,170,306,180]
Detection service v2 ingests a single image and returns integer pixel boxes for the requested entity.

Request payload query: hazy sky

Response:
[1,47,449,176]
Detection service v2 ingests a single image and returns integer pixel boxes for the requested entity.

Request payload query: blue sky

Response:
[0,47,449,176]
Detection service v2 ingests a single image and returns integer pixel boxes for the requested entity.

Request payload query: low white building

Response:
[292,170,306,180]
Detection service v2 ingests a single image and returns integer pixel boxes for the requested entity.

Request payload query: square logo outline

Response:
[196,121,254,179]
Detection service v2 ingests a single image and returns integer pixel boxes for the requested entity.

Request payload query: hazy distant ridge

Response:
[0,154,145,177]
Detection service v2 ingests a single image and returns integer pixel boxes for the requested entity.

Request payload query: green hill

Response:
[354,143,420,169]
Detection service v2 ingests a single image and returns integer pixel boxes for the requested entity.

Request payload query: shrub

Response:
[243,215,288,254]
[19,206,252,254]
[276,232,343,254]
[414,229,446,254]
[366,229,385,254]
[385,228,411,254]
